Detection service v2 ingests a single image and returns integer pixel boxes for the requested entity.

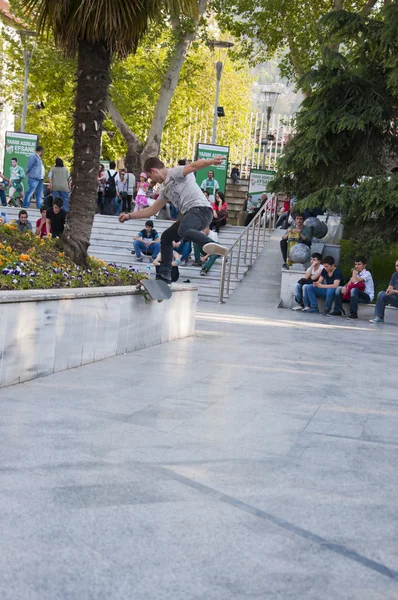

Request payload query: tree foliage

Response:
[269,5,398,245]
[211,0,382,82]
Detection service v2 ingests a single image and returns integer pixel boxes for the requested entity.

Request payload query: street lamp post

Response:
[261,91,279,169]
[209,41,234,145]
[18,30,38,133]
[21,50,32,133]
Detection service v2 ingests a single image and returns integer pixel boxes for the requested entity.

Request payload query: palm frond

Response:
[21,0,198,56]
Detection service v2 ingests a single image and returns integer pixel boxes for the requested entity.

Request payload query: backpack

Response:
[104,170,117,198]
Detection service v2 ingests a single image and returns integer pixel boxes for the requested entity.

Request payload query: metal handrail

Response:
[218,201,277,303]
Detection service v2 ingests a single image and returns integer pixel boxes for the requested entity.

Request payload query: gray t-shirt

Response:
[389,271,398,289]
[158,166,211,214]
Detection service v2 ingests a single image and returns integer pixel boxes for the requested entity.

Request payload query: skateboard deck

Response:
[140,279,172,302]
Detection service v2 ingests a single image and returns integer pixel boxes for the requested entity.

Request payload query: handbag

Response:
[342,280,365,301]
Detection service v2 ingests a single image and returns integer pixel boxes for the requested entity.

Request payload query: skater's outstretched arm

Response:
[182,155,224,177]
[119,197,167,222]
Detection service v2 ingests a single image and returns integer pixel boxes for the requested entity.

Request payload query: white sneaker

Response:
[292,305,303,311]
[302,307,311,312]
[203,242,228,257]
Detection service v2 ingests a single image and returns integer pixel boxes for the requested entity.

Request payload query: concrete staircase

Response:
[224,178,249,225]
[2,207,263,302]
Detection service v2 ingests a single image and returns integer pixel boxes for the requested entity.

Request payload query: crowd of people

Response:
[279,210,398,325]
[0,146,71,212]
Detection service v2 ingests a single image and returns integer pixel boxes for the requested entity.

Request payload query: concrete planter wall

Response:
[0,285,197,388]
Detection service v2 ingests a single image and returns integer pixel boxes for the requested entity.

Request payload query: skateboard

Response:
[139,279,172,303]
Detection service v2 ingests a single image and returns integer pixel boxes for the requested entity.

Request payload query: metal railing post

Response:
[256,210,261,256]
[226,246,233,296]
[244,226,249,263]
[250,220,255,265]
[218,256,227,303]
[236,238,241,279]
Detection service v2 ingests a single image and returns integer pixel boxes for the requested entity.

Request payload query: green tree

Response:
[268,5,398,247]
[21,0,198,264]
[212,0,381,84]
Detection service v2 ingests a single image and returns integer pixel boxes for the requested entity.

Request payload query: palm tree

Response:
[22,0,198,264]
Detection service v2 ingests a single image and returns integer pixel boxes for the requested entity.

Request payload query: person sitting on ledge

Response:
[303,255,344,314]
[16,209,32,233]
[328,256,374,320]
[280,213,312,269]
[293,252,323,311]
[133,220,160,262]
[369,259,398,324]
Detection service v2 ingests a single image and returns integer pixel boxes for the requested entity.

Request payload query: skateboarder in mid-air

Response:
[119,156,228,284]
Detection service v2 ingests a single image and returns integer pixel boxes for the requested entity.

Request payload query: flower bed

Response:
[0,222,144,290]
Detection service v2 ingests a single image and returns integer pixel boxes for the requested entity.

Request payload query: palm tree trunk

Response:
[63,40,111,265]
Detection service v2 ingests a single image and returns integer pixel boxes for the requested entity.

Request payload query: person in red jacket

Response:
[211,191,228,233]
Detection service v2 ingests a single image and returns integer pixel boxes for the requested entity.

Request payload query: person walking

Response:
[24,145,44,209]
[48,158,70,211]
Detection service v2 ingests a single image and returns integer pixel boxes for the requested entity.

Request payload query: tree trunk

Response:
[141,0,208,165]
[63,40,111,265]
[105,97,143,176]
[108,0,208,170]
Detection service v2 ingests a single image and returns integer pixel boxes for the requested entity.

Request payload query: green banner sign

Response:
[248,169,276,204]
[195,143,229,201]
[3,131,39,197]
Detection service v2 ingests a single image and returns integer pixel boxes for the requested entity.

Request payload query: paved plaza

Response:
[1,234,397,599]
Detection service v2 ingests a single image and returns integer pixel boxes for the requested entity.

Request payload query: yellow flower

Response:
[58,252,64,257]
[5,246,12,253]
[0,243,4,249]
[20,254,30,262]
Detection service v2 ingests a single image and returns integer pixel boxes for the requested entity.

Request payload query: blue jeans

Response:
[24,178,43,209]
[114,197,122,216]
[174,240,191,261]
[171,205,179,219]
[232,173,239,183]
[134,240,160,259]
[0,190,6,206]
[374,290,398,319]
[334,286,370,315]
[52,190,70,212]
[305,285,336,310]
[294,282,311,305]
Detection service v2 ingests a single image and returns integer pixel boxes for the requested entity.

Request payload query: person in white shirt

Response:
[330,256,375,319]
[293,252,324,310]
[125,170,136,213]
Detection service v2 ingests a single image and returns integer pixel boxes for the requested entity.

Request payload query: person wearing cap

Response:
[134,172,149,212]
[132,220,160,261]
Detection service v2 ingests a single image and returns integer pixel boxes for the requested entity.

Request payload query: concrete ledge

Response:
[0,284,198,388]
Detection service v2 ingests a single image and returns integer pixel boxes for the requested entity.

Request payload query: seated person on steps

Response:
[133,220,160,262]
[15,209,32,233]
[293,252,323,310]
[192,227,219,276]
[173,240,191,265]
[328,256,374,320]
[369,258,398,324]
[303,255,344,314]
[280,213,312,269]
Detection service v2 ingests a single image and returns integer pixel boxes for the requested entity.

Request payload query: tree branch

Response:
[361,0,378,17]
[142,0,208,161]
[105,96,143,153]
